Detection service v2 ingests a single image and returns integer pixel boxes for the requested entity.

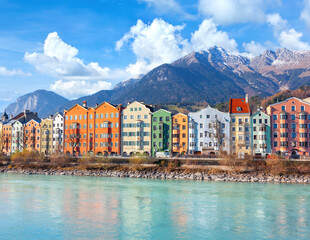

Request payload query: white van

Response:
[155,151,170,158]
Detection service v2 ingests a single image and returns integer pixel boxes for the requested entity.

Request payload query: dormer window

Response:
[237,107,242,111]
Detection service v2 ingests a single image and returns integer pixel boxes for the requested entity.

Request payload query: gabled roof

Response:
[229,98,250,114]
[64,103,88,113]
[172,112,188,118]
[268,97,310,107]
[153,109,172,115]
[25,118,41,124]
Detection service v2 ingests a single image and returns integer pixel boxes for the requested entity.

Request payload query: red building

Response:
[267,97,310,156]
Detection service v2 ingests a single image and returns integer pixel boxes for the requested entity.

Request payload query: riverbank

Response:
[1,166,310,184]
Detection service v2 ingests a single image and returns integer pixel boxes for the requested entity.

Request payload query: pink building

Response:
[267,97,310,156]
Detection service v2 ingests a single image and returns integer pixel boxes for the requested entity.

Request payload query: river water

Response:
[0,174,310,240]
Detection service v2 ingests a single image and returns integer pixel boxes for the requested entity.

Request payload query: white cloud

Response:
[242,41,266,58]
[116,18,192,74]
[301,0,310,28]
[267,13,310,50]
[266,13,287,34]
[25,32,130,98]
[191,19,238,52]
[278,29,310,50]
[50,80,112,99]
[0,66,31,77]
[141,0,194,19]
[198,0,265,24]
[24,32,122,81]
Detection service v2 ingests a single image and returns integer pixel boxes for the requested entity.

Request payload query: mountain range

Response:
[4,47,310,117]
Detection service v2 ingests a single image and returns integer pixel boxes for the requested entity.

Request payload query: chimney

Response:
[10,114,13,119]
[245,94,248,103]
[95,103,98,107]
[83,101,87,108]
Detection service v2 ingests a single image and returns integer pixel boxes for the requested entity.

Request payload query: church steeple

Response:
[2,109,8,122]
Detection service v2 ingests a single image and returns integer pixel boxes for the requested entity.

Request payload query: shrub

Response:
[50,153,71,168]
[265,158,292,175]
[11,150,45,166]
[129,156,147,171]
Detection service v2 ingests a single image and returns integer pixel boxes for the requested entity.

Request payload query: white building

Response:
[11,120,23,153]
[188,106,230,155]
[52,112,64,153]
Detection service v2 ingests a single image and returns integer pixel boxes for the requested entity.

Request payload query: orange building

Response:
[64,102,88,155]
[64,101,123,156]
[172,113,188,155]
[2,123,12,155]
[24,119,41,152]
[93,102,123,156]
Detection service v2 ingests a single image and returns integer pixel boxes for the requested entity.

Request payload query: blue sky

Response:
[0,0,310,111]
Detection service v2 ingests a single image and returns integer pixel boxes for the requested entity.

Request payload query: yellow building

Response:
[40,117,53,155]
[172,113,188,155]
[229,95,251,158]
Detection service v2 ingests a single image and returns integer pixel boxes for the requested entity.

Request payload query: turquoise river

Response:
[0,173,310,240]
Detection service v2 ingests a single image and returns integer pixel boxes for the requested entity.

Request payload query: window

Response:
[89,124,92,129]
[281,106,286,111]
[110,113,114,118]
[253,119,256,124]
[166,117,169,121]
[291,114,296,120]
[124,115,127,119]
[232,118,235,123]
[89,114,93,119]
[237,107,242,111]
[105,113,108,118]
[273,114,277,120]
[144,115,148,119]
[100,114,103,118]
[291,106,296,111]
[115,113,119,118]
[301,106,305,111]
[154,117,157,122]
[273,132,278,138]
[200,123,203,128]
[206,115,210,118]
[273,123,278,129]
[274,141,278,147]
[130,115,134,119]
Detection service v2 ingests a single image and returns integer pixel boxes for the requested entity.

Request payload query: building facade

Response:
[267,97,310,156]
[188,106,230,155]
[11,120,24,153]
[122,101,153,156]
[52,113,64,153]
[24,119,41,152]
[229,95,251,158]
[251,110,271,157]
[151,109,172,156]
[40,117,53,155]
[172,113,188,155]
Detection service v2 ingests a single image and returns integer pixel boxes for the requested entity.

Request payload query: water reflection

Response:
[0,175,310,240]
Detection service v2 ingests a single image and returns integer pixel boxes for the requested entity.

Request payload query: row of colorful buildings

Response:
[2,95,310,158]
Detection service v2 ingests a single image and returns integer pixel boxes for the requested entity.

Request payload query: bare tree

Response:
[207,119,229,154]
[64,124,86,156]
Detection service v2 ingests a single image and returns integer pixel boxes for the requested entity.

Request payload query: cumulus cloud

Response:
[242,41,266,58]
[25,32,130,98]
[198,0,265,24]
[278,29,310,50]
[191,19,238,52]
[50,80,112,99]
[267,13,310,50]
[141,0,194,19]
[116,18,242,74]
[116,18,192,74]
[0,66,31,77]
[266,13,288,34]
[24,32,117,81]
[301,0,310,28]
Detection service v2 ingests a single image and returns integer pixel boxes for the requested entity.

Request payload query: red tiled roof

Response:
[229,98,250,114]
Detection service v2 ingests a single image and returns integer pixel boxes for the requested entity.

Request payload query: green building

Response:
[250,110,271,157]
[152,109,172,156]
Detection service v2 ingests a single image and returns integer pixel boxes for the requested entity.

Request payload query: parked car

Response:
[155,151,171,158]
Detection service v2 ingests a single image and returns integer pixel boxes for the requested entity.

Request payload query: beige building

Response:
[40,117,53,155]
[121,101,153,156]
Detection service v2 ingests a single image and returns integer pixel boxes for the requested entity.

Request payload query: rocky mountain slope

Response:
[5,90,69,118]
[5,47,310,116]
